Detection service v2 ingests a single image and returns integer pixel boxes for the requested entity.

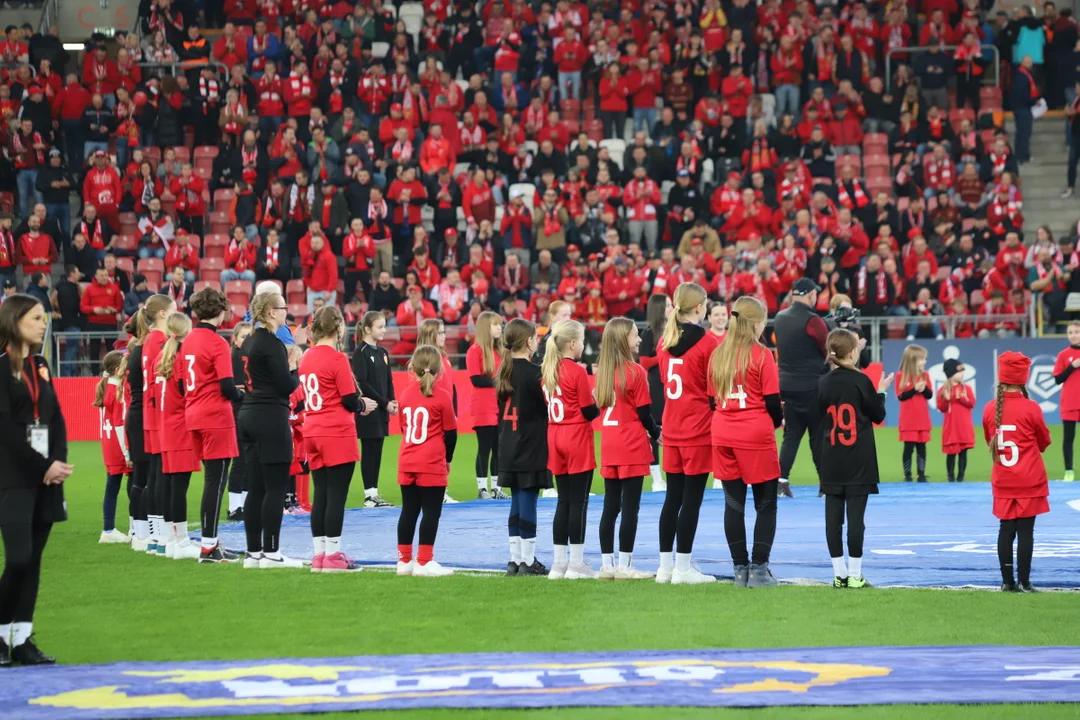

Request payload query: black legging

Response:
[599,477,643,554]
[1064,421,1076,471]
[553,471,592,547]
[167,472,192,524]
[658,472,709,554]
[0,523,51,626]
[311,462,355,538]
[946,450,969,482]
[152,455,168,526]
[721,479,780,567]
[360,438,384,491]
[201,458,229,541]
[998,516,1036,585]
[902,442,927,479]
[129,459,150,523]
[145,454,160,523]
[474,426,498,479]
[103,473,123,532]
[227,432,246,494]
[243,461,291,554]
[398,484,444,546]
[824,493,868,559]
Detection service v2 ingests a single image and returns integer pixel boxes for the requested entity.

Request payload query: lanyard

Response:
[23,358,40,422]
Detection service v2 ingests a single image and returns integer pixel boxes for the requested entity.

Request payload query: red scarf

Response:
[542,205,562,235]
[368,199,387,222]
[990,151,1008,176]
[320,190,334,227]
[199,76,220,111]
[837,180,869,209]
[168,281,187,305]
[815,39,834,81]
[748,138,772,172]
[0,229,13,266]
[80,218,104,249]
[857,267,888,303]
[251,33,270,71]
[714,271,737,298]
[264,243,279,270]
[1019,66,1039,99]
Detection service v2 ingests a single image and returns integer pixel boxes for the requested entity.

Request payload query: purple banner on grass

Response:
[5,646,1080,718]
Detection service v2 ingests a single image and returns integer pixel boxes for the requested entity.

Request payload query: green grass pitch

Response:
[33,428,1080,719]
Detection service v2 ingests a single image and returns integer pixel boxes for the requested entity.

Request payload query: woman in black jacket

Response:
[352,311,396,508]
[0,295,73,666]
[637,293,670,492]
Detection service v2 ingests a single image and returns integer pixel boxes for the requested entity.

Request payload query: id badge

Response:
[28,425,49,457]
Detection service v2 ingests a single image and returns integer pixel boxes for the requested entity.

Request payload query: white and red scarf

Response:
[837,180,869,209]
[856,266,888,304]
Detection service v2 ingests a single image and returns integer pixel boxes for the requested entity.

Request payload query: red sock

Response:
[417,544,434,565]
[397,544,413,563]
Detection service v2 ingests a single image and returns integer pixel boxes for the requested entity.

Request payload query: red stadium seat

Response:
[172,146,191,164]
[288,303,309,320]
[213,188,236,210]
[195,166,212,182]
[980,87,1003,112]
[836,155,861,173]
[137,257,163,287]
[199,257,224,284]
[863,154,890,171]
[560,119,580,137]
[111,235,137,254]
[194,146,218,162]
[230,301,249,318]
[225,280,253,305]
[116,257,135,275]
[209,211,231,235]
[559,98,580,122]
[585,119,604,143]
[203,233,230,259]
[144,147,162,165]
[194,280,221,294]
[286,279,306,306]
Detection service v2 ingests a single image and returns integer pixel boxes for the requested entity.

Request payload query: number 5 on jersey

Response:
[996,424,1018,467]
[665,358,683,400]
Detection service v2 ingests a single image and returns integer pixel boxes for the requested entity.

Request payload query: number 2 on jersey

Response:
[827,403,857,446]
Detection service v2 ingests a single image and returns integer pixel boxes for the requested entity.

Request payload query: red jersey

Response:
[982,391,1051,502]
[708,343,780,450]
[100,381,128,473]
[159,356,194,452]
[397,383,457,477]
[936,382,975,452]
[599,362,653,468]
[1053,345,1080,420]
[543,358,592,426]
[435,354,454,401]
[466,343,501,426]
[896,371,932,437]
[143,329,167,445]
[180,325,235,431]
[657,326,720,447]
[298,344,356,438]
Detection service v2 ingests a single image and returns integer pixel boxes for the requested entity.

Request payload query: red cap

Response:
[727,171,741,181]
[567,244,580,253]
[93,149,107,158]
[242,167,257,183]
[407,284,422,294]
[390,103,403,113]
[445,227,458,237]
[587,281,601,291]
[473,278,489,294]
[28,84,43,95]
[997,351,1031,387]
[747,231,761,240]
[690,237,703,246]
[908,228,924,240]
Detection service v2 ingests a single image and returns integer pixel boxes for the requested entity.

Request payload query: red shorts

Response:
[190,428,239,461]
[547,423,597,475]
[146,429,160,456]
[993,496,1050,521]
[601,464,651,480]
[899,430,931,444]
[662,445,712,476]
[398,471,447,487]
[162,448,202,474]
[713,445,781,485]
[305,435,360,471]
[1062,409,1080,422]
[104,460,129,475]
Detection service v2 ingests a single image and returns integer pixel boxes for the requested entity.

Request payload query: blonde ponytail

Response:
[541,320,584,395]
[661,282,707,351]
[409,345,442,397]
[157,312,193,379]
[709,296,766,404]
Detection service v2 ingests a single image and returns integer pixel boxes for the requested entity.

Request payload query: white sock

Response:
[675,552,692,572]
[649,465,662,485]
[201,536,217,552]
[0,623,10,644]
[831,557,848,578]
[477,476,488,491]
[365,487,378,499]
[491,475,499,490]
[849,556,863,578]
[659,551,674,571]
[178,522,189,545]
[127,517,134,536]
[553,545,567,565]
[326,537,341,556]
[228,492,242,512]
[241,491,248,506]
[521,538,536,566]
[135,519,149,540]
[779,477,789,484]
[509,537,522,563]
[569,544,584,565]
[602,552,614,568]
[148,516,157,541]
[619,551,632,569]
[313,536,326,556]
[154,516,164,542]
[11,622,31,648]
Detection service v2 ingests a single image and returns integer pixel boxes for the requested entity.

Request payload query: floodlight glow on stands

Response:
[62,44,85,51]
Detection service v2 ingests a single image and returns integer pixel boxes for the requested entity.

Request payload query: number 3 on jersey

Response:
[300,374,323,411]
[665,358,683,400]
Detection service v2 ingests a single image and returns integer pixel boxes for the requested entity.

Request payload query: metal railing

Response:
[885,44,1001,93]
[135,59,232,79]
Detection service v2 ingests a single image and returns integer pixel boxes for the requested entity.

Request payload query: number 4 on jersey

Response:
[502,398,519,432]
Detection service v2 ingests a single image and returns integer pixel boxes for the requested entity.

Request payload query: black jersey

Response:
[232,346,247,391]
[240,327,297,413]
[126,343,145,409]
[817,366,886,490]
[497,358,548,474]
[352,341,394,439]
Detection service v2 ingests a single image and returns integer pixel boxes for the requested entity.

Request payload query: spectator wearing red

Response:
[773,233,808,291]
[409,245,442,291]
[721,188,772,242]
[169,163,207,236]
[987,187,1025,240]
[623,165,661,253]
[82,150,122,229]
[880,8,912,62]
[977,290,1019,338]
[720,63,754,135]
[255,60,285,134]
[165,230,200,283]
[827,103,864,155]
[495,252,529,301]
[903,232,940,278]
[213,22,248,69]
[582,283,607,324]
[222,234,258,285]
[82,44,119,103]
[419,123,455,180]
[626,56,662,135]
[379,103,415,145]
[598,62,631,139]
[739,257,785,314]
[342,218,377,302]
[283,60,315,126]
[771,35,804,121]
[302,233,339,313]
[834,208,870,273]
[500,189,533,255]
[387,166,428,228]
[553,25,587,101]
[836,164,871,215]
[53,73,92,164]
[462,168,497,232]
[81,265,123,330]
[394,285,437,357]
[16,214,57,276]
[602,256,639,318]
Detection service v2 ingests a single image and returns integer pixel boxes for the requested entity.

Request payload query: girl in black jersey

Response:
[238,292,301,569]
[226,322,251,521]
[637,293,671,492]
[353,311,396,508]
[122,309,150,551]
[496,318,549,577]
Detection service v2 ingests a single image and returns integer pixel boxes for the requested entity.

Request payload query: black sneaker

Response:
[1000,581,1019,592]
[11,637,55,666]
[506,561,520,576]
[199,545,241,563]
[227,508,244,521]
[0,636,9,667]
[518,559,549,576]
[778,481,794,498]
[1019,582,1037,593]
[363,495,393,508]
[917,475,929,483]
[833,576,848,589]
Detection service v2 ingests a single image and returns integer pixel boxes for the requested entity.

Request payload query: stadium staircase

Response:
[1009,111,1080,238]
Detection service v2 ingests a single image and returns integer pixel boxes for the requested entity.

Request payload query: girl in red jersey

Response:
[93,351,130,544]
[707,301,729,341]
[983,351,1051,592]
[637,293,672,492]
[417,319,455,406]
[141,294,176,556]
[895,344,932,483]
[467,311,505,500]
[540,320,600,580]
[709,297,784,588]
[936,358,975,483]
[596,317,660,581]
[655,282,719,585]
[1052,321,1080,481]
[299,307,378,574]
[396,345,458,577]
[156,312,203,560]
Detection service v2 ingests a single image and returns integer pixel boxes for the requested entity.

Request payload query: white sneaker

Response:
[565,562,597,579]
[131,537,149,552]
[671,567,717,585]
[548,562,568,579]
[396,560,414,576]
[443,492,459,504]
[598,565,617,580]
[541,488,559,498]
[713,478,723,489]
[164,542,176,559]
[614,566,653,580]
[172,542,202,560]
[260,553,305,569]
[243,552,263,569]
[652,478,667,492]
[413,560,454,577]
[655,567,673,584]
[99,529,129,544]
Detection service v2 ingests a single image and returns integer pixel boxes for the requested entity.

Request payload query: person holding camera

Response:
[825,294,871,369]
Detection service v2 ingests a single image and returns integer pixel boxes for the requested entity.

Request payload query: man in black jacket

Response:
[772,278,830,497]
[35,151,73,254]
[52,264,85,376]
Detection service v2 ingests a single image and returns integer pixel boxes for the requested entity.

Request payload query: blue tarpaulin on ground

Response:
[6,646,1080,718]
[213,482,1080,588]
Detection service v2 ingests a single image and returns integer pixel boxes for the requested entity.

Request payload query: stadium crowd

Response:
[0,0,1076,365]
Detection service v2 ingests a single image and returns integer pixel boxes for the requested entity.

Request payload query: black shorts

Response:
[127,408,146,462]
[498,470,553,491]
[238,407,293,466]
[820,484,878,498]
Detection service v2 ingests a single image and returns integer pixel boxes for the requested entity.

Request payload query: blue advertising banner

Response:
[5,646,1080,717]
[881,339,1067,427]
